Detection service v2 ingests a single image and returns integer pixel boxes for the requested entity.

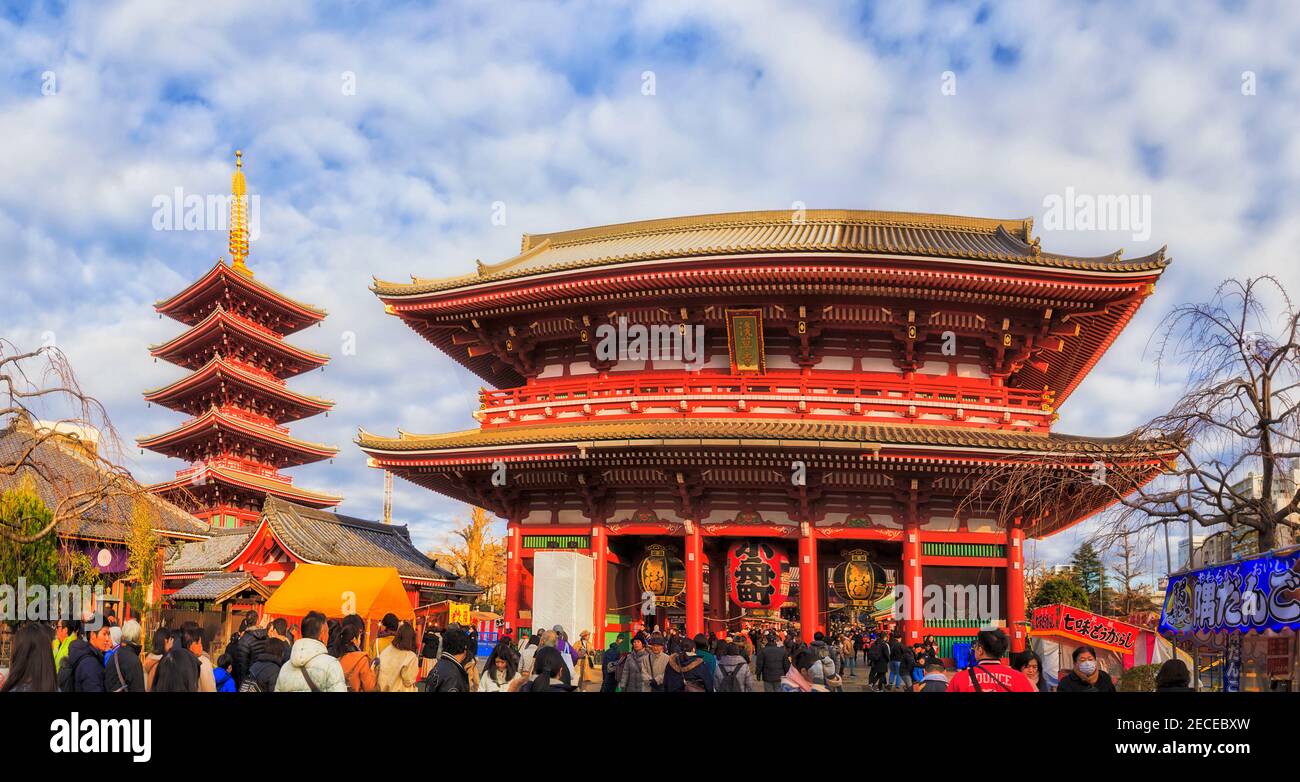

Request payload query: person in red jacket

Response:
[947,629,1036,693]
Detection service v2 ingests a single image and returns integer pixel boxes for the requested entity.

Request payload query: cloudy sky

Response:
[2,0,1297,575]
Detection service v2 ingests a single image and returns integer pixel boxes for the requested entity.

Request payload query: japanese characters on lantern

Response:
[727,540,789,610]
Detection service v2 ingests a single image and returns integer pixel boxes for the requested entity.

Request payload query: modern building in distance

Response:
[139,152,341,528]
[360,209,1172,655]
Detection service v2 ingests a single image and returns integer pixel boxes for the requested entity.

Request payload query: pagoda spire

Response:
[229,149,251,276]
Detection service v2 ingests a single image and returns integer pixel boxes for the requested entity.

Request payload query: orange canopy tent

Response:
[263,564,415,623]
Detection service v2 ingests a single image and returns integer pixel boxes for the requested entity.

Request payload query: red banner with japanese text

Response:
[1031,603,1138,654]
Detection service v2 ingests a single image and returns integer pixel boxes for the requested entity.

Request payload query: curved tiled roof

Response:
[163,527,255,574]
[357,418,1171,457]
[156,259,327,326]
[261,496,469,584]
[0,417,207,542]
[143,356,335,419]
[168,571,271,603]
[137,407,339,460]
[374,209,1169,296]
[150,462,342,508]
[149,306,330,369]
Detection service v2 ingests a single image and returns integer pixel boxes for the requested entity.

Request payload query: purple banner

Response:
[78,543,129,574]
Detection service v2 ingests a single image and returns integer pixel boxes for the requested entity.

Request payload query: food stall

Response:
[1030,603,1143,689]
[1159,546,1300,692]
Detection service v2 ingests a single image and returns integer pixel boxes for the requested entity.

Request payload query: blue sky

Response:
[1,0,1297,575]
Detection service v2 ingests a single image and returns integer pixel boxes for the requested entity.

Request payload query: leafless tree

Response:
[964,276,1300,557]
[0,339,150,543]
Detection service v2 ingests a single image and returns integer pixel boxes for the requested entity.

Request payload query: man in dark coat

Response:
[104,619,146,692]
[664,645,714,692]
[868,636,890,691]
[754,634,790,692]
[600,641,622,693]
[425,628,472,692]
[60,619,112,693]
[233,611,268,686]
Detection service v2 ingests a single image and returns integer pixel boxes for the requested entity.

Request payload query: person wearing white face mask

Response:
[1056,645,1116,692]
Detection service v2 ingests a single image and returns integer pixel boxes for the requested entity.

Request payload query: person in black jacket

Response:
[755,633,790,692]
[664,644,713,692]
[868,636,890,691]
[424,627,472,692]
[887,633,905,689]
[898,644,918,688]
[59,618,112,693]
[600,641,622,693]
[233,611,267,687]
[1056,645,1117,692]
[104,619,146,692]
[241,638,288,692]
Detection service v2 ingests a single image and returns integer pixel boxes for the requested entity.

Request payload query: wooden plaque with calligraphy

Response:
[725,308,766,374]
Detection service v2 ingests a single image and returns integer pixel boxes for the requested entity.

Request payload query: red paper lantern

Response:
[727,540,789,610]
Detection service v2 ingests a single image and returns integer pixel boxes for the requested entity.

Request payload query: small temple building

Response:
[161,495,480,607]
[359,209,1174,656]
[139,151,341,527]
[0,414,209,619]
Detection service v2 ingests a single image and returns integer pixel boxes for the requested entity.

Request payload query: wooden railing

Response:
[176,456,293,484]
[475,372,1052,429]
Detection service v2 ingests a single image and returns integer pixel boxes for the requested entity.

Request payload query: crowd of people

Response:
[0,612,1198,694]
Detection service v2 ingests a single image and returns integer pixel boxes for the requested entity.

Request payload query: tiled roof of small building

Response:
[0,416,207,542]
[169,570,269,602]
[163,527,255,574]
[262,496,472,585]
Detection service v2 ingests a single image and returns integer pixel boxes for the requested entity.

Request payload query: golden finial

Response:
[229,149,252,276]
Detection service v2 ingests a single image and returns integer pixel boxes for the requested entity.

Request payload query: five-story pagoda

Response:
[141,152,341,528]
[360,209,1173,654]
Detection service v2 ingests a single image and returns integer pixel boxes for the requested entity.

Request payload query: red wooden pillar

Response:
[685,521,704,637]
[1007,519,1027,653]
[799,522,818,644]
[592,522,608,646]
[902,518,923,646]
[708,547,727,635]
[505,522,522,635]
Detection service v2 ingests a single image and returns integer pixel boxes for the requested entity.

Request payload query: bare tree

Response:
[1112,532,1156,615]
[964,276,1300,560]
[0,339,152,543]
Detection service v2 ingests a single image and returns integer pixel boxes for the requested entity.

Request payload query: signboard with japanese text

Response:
[1159,547,1300,635]
[725,308,766,373]
[1031,603,1139,654]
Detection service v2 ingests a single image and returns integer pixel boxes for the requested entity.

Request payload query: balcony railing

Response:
[176,456,293,484]
[177,405,290,434]
[475,372,1052,430]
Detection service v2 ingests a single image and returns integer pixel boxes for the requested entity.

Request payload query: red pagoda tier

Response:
[142,152,340,528]
[359,209,1176,655]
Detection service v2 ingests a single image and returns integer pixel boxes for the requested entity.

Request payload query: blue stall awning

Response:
[1160,546,1300,635]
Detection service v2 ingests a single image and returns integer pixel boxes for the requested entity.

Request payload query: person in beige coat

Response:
[377,623,420,692]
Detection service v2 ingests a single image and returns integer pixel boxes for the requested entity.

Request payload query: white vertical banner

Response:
[532,551,595,637]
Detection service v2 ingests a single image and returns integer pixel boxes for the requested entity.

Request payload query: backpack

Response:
[57,656,76,693]
[717,663,744,693]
